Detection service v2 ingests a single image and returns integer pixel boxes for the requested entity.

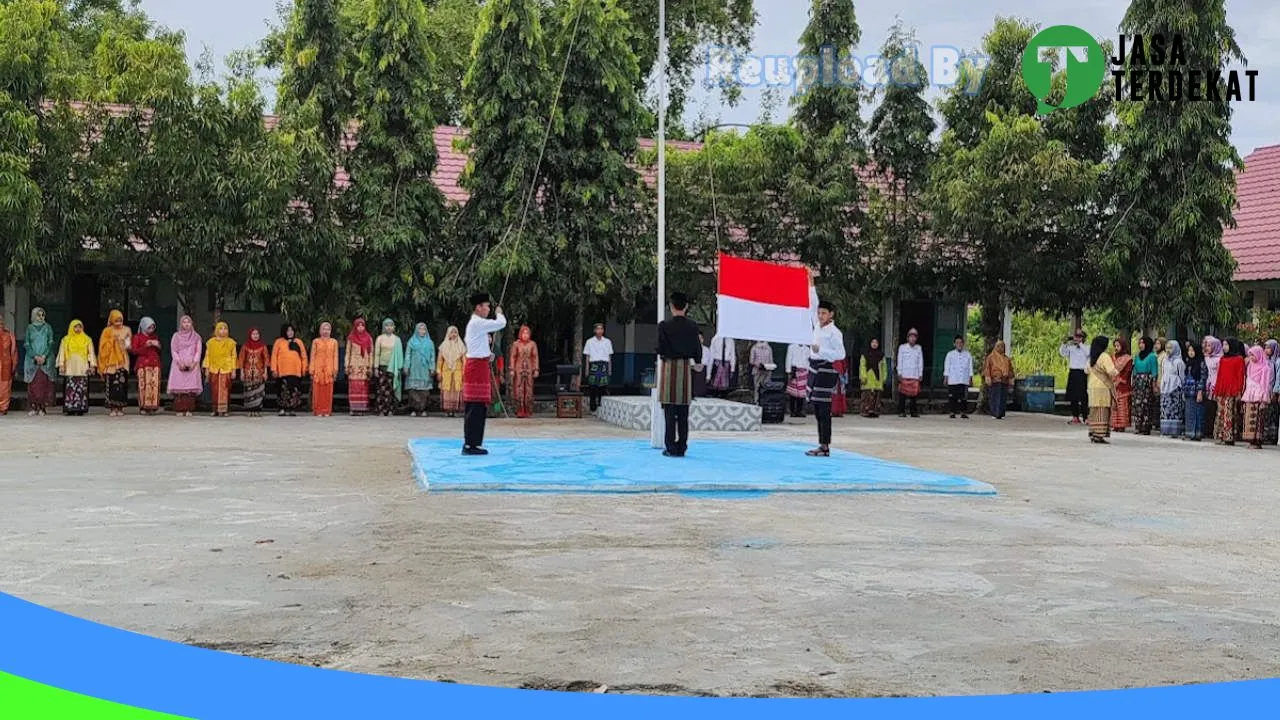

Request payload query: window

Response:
[209,289,280,313]
[1269,289,1280,312]
[99,274,155,319]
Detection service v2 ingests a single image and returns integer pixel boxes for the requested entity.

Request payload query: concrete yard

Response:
[1,409,1277,697]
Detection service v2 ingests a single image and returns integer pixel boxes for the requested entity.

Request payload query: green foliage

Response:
[277,0,348,147]
[1104,0,1242,330]
[1237,310,1280,346]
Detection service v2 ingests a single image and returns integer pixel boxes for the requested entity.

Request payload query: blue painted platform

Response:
[407,439,996,496]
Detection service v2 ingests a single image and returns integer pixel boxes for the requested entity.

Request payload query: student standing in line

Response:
[272,324,309,417]
[169,315,203,417]
[859,338,887,419]
[982,340,1014,420]
[943,335,974,419]
[130,317,163,415]
[582,323,614,412]
[806,300,846,456]
[1060,329,1090,425]
[203,321,238,418]
[896,329,924,418]
[656,292,702,457]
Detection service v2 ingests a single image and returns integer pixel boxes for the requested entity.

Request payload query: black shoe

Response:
[462,447,488,456]
[662,450,674,457]
[949,414,956,419]
[961,414,969,419]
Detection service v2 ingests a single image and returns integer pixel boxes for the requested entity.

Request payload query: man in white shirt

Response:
[1059,329,1090,424]
[806,300,846,456]
[581,323,614,412]
[462,292,507,455]
[943,335,974,419]
[896,328,924,418]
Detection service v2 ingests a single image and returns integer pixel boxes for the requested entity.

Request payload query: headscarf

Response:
[408,322,435,351]
[1203,335,1223,392]
[62,319,94,360]
[318,321,333,339]
[1184,341,1205,382]
[1204,335,1223,358]
[379,318,405,399]
[279,324,305,357]
[208,321,236,354]
[1224,338,1246,358]
[1159,340,1185,394]
[98,309,130,371]
[138,317,157,336]
[986,340,1012,379]
[517,325,533,343]
[349,317,373,355]
[243,326,267,352]
[439,325,466,368]
[1088,335,1110,367]
[23,306,57,382]
[1266,339,1280,394]
[1136,336,1154,361]
[172,314,201,359]
[864,338,884,379]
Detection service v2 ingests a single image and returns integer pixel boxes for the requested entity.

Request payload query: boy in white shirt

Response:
[943,335,974,419]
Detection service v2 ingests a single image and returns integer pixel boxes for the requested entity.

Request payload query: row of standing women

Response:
[1089,335,1279,448]
[5,308,485,418]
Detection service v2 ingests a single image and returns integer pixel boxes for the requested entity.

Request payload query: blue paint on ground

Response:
[407,439,996,497]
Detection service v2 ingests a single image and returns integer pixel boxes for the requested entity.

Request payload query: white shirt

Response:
[701,345,712,379]
[785,343,810,372]
[897,343,924,380]
[809,323,845,363]
[709,335,735,370]
[1059,341,1089,371]
[583,336,614,363]
[944,349,974,386]
[465,312,507,358]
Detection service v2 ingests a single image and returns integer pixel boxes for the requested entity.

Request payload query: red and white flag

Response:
[715,253,817,346]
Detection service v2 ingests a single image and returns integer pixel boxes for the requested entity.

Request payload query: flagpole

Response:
[649,0,667,449]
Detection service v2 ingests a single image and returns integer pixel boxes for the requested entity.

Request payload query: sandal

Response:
[805,447,830,457]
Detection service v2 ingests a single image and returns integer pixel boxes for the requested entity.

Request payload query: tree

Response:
[538,0,649,353]
[786,0,871,323]
[276,0,348,147]
[342,0,449,328]
[1105,0,1242,331]
[866,20,935,300]
[928,111,1102,351]
[457,0,551,304]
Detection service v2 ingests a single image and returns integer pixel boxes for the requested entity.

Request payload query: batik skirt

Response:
[1215,396,1239,444]
[861,389,882,417]
[374,369,396,415]
[28,369,55,410]
[658,358,692,406]
[786,369,809,398]
[278,375,303,411]
[63,376,89,414]
[348,377,369,412]
[1159,391,1185,436]
[106,369,129,409]
[407,389,430,414]
[173,393,198,413]
[511,371,535,416]
[807,360,837,405]
[587,361,610,387]
[242,377,266,411]
[137,366,161,411]
[1131,374,1156,434]
[462,358,491,404]
[1088,405,1111,440]
[210,372,232,414]
[1111,389,1131,430]
[1242,401,1266,447]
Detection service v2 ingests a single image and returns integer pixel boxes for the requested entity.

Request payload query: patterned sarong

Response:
[106,369,129,408]
[242,380,265,410]
[463,358,491,403]
[1088,406,1111,440]
[137,366,161,411]
[210,372,232,414]
[1242,401,1266,447]
[807,359,837,404]
[658,358,692,406]
[587,361,610,387]
[786,369,809,398]
[63,376,89,414]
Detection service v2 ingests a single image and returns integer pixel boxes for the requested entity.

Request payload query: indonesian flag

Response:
[715,253,817,346]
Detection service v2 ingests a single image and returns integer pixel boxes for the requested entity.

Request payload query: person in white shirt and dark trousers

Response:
[1060,330,1090,424]
[581,323,614,412]
[943,335,974,419]
[896,329,924,417]
[461,293,507,455]
[806,300,846,456]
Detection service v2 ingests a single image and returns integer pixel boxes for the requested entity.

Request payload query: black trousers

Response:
[814,402,832,445]
[948,384,968,415]
[463,401,488,448]
[586,386,604,411]
[898,393,919,416]
[1066,369,1087,419]
[789,395,806,417]
[663,403,689,455]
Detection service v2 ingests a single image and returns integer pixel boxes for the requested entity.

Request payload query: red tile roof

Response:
[1224,144,1280,282]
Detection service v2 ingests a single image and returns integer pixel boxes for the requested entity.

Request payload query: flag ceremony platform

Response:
[407,438,997,496]
[597,396,762,432]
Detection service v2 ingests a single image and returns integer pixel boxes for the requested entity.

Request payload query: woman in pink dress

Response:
[168,315,203,416]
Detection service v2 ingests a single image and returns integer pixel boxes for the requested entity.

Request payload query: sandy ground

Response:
[1,407,1278,698]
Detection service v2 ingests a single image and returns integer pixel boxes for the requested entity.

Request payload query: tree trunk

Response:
[572,297,585,372]
[978,297,1002,416]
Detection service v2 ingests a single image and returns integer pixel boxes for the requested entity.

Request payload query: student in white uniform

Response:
[806,300,845,456]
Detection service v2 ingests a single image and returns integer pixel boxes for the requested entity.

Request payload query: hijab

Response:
[138,316,157,336]
[1224,338,1246,358]
[986,340,1012,379]
[1268,339,1280,392]
[439,325,466,366]
[378,318,405,399]
[1136,336,1154,361]
[209,321,236,352]
[864,339,884,379]
[243,326,267,352]
[1184,341,1205,382]
[1159,340,1185,394]
[408,322,435,357]
[62,319,94,359]
[173,314,201,354]
[517,325,533,343]
[349,317,373,354]
[318,322,333,340]
[1088,335,1110,367]
[98,309,129,369]
[279,324,304,357]
[23,307,56,382]
[1245,344,1274,401]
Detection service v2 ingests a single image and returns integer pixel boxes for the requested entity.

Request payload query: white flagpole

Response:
[650,0,667,449]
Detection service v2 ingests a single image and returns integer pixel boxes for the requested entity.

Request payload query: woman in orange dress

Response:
[0,316,15,415]
[98,309,132,417]
[310,322,339,417]
[271,324,308,416]
[507,325,539,418]
[1110,337,1133,431]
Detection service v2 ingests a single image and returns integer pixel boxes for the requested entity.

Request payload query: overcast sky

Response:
[138,0,1279,156]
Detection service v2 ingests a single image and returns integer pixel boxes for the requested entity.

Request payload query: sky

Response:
[137,0,1280,156]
